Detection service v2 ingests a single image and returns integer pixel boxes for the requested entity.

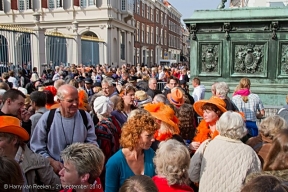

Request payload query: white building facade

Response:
[230,0,288,7]
[0,0,135,72]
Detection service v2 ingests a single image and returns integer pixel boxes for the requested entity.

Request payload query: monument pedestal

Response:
[184,7,288,106]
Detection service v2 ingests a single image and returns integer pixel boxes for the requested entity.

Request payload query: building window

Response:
[48,0,62,9]
[137,22,140,41]
[121,32,125,60]
[156,10,159,22]
[146,26,149,44]
[156,27,158,44]
[18,0,31,11]
[146,6,149,19]
[150,8,153,21]
[160,12,163,25]
[151,27,153,44]
[142,23,145,43]
[121,0,126,10]
[160,29,163,45]
[164,30,167,45]
[142,3,145,17]
[136,0,140,13]
[80,0,95,7]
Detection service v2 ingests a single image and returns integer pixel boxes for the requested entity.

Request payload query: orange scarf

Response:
[154,130,173,141]
[193,120,219,143]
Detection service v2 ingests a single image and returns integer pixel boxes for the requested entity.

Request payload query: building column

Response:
[117,28,121,66]
[131,33,134,65]
[70,34,81,65]
[31,28,46,74]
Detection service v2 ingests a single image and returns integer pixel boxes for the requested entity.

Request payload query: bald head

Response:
[57,84,78,101]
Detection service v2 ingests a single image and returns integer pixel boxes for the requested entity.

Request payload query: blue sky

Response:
[168,0,224,20]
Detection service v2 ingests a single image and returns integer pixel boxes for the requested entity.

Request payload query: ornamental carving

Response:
[280,44,288,75]
[201,44,219,72]
[234,44,264,73]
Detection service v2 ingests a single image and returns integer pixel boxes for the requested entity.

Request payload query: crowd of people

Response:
[0,63,288,192]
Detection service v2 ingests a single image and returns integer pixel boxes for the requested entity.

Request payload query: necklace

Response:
[60,115,76,147]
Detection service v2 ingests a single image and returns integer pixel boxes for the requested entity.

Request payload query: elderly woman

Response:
[111,84,137,126]
[246,115,288,166]
[105,114,158,192]
[262,129,288,176]
[152,140,194,192]
[189,96,227,151]
[215,82,238,111]
[144,102,183,151]
[189,111,261,192]
[93,96,121,161]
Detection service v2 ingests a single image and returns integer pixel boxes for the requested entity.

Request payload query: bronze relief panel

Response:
[231,42,267,77]
[199,43,221,76]
[279,43,288,77]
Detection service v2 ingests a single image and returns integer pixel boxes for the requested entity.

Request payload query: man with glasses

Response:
[30,84,98,174]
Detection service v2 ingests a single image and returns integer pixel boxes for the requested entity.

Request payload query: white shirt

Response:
[192,85,206,101]
[8,76,18,88]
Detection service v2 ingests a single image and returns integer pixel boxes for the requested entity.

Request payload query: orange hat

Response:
[167,88,184,107]
[0,116,29,141]
[144,102,179,132]
[44,86,57,97]
[193,96,227,117]
[78,89,89,111]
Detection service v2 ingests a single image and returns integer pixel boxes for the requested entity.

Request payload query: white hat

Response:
[17,87,28,95]
[93,96,114,116]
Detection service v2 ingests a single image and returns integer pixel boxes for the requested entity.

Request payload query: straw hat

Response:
[0,116,29,141]
[193,96,227,117]
[144,102,179,130]
[167,88,184,107]
[135,90,152,107]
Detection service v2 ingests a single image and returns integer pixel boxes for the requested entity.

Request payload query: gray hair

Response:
[54,79,65,89]
[101,77,114,87]
[61,143,105,184]
[57,84,77,101]
[216,111,247,140]
[154,139,190,186]
[153,94,167,104]
[148,78,157,84]
[215,82,230,98]
[258,115,288,140]
[0,89,6,97]
[127,109,149,121]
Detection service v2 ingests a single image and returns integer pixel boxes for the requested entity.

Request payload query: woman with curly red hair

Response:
[105,114,158,192]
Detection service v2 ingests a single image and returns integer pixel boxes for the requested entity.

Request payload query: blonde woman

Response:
[246,115,288,166]
[153,139,194,192]
[232,78,265,137]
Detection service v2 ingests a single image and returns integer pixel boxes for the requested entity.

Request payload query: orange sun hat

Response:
[144,102,179,132]
[193,96,227,117]
[167,88,184,107]
[0,116,29,141]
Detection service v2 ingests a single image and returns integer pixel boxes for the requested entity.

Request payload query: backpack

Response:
[95,119,121,161]
[277,108,288,123]
[46,109,90,134]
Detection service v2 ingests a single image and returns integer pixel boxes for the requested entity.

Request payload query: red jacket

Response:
[152,176,194,192]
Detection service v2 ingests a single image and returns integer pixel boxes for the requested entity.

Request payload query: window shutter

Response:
[11,0,18,10]
[0,0,3,10]
[74,0,79,6]
[41,0,48,8]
